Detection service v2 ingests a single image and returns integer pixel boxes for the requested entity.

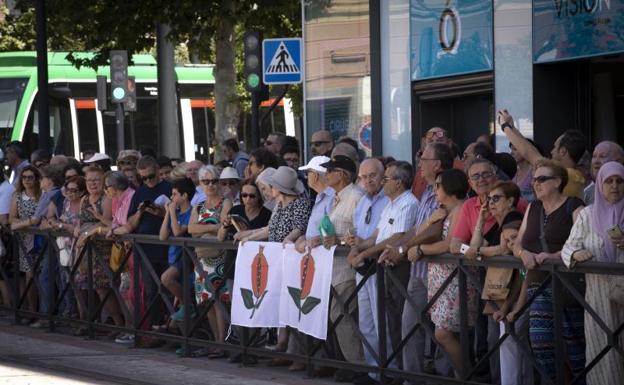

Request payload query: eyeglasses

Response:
[65,187,81,194]
[241,193,257,199]
[365,206,372,224]
[419,157,439,162]
[220,180,238,187]
[311,141,330,147]
[86,179,101,183]
[434,181,442,189]
[201,178,219,185]
[283,157,299,163]
[469,171,495,181]
[118,160,133,166]
[140,174,156,182]
[359,172,379,180]
[532,175,557,184]
[382,176,399,183]
[21,174,36,181]
[264,140,273,146]
[487,194,504,204]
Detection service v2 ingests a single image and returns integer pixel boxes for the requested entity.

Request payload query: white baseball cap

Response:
[83,153,111,163]
[298,156,330,173]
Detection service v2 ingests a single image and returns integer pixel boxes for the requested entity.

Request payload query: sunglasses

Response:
[22,174,36,181]
[220,181,238,187]
[469,171,495,181]
[311,141,330,147]
[382,176,399,183]
[365,206,372,225]
[241,193,257,199]
[487,194,504,204]
[264,140,273,146]
[201,178,219,185]
[140,174,157,182]
[532,175,557,184]
[118,160,134,166]
[65,187,81,194]
[425,131,446,140]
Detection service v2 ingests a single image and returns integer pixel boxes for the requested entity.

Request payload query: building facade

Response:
[303,0,624,160]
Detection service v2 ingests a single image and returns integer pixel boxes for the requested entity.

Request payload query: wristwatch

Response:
[501,122,513,131]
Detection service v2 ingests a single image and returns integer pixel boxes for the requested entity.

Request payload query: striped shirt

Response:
[329,183,364,286]
[375,190,420,244]
[410,184,438,279]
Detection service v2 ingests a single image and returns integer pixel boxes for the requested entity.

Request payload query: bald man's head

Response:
[332,142,359,165]
[591,141,624,179]
[358,158,384,196]
[311,130,334,156]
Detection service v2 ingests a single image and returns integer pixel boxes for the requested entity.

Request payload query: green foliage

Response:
[0,6,36,51]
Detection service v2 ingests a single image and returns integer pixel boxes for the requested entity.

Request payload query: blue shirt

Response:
[232,151,249,178]
[34,188,64,219]
[167,208,192,264]
[305,187,335,238]
[191,185,206,206]
[353,189,389,240]
[411,184,438,280]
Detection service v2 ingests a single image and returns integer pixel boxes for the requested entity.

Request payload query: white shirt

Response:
[375,190,420,244]
[0,180,15,215]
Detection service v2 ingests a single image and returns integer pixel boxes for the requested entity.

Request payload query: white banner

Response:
[231,242,336,340]
[279,244,335,340]
[231,242,284,327]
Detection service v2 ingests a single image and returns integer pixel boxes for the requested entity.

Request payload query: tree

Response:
[2,0,301,156]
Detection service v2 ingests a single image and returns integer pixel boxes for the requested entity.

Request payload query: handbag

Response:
[109,242,129,273]
[56,237,74,267]
[482,267,514,301]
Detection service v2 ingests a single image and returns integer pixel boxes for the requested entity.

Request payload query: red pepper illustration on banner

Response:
[240,245,269,319]
[288,249,321,321]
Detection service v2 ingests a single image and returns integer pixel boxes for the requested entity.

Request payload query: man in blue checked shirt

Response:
[342,158,389,384]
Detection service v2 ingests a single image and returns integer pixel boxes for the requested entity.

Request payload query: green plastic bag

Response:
[318,214,336,248]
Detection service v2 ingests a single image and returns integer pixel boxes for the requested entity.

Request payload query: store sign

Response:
[410,0,493,81]
[533,0,624,63]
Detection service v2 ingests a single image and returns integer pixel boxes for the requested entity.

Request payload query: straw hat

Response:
[268,166,304,196]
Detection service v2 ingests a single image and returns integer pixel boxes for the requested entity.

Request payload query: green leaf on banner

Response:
[240,288,255,309]
[255,290,268,309]
[287,286,301,309]
[300,296,321,315]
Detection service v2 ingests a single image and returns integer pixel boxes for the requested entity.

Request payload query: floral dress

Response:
[427,218,479,332]
[194,200,229,304]
[15,191,39,273]
[74,195,112,289]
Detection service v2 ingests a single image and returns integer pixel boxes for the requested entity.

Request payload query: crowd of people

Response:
[0,109,623,385]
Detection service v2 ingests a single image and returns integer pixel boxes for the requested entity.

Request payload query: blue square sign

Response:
[263,38,302,85]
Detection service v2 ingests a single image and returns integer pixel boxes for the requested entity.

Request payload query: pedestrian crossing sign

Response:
[262,38,302,85]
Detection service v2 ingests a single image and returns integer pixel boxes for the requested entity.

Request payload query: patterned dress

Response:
[427,218,479,332]
[193,200,229,304]
[75,195,112,289]
[15,191,39,273]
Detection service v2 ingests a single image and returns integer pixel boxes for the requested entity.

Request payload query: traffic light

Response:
[244,32,263,92]
[124,76,136,112]
[109,50,128,103]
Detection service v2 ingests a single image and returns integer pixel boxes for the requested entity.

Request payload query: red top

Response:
[452,195,529,243]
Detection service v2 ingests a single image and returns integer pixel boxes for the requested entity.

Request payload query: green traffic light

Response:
[247,73,260,88]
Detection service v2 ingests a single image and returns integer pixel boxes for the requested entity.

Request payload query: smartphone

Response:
[229,214,249,232]
[142,200,155,209]
[459,243,470,255]
[607,224,623,238]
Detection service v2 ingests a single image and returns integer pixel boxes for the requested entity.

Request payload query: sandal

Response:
[207,348,227,359]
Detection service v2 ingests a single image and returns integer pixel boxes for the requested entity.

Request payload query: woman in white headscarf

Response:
[562,161,624,385]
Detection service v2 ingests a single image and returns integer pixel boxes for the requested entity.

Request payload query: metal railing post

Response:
[458,260,470,379]
[133,245,141,347]
[86,242,95,339]
[182,243,191,357]
[47,233,56,332]
[552,268,565,385]
[376,264,387,383]
[12,236,20,325]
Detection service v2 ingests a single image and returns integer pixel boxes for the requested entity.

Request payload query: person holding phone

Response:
[562,161,624,385]
[218,179,271,242]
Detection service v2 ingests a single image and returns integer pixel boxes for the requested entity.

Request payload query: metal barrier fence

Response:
[1,227,623,385]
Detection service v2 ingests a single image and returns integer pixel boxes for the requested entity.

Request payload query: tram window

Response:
[0,78,27,144]
[76,106,99,155]
[192,106,215,163]
[22,95,73,157]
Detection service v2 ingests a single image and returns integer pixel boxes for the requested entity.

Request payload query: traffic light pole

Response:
[251,91,260,149]
[115,103,125,153]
